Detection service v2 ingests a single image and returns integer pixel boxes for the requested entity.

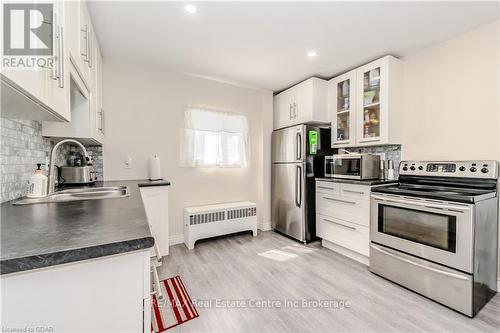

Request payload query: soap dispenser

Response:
[26,164,48,198]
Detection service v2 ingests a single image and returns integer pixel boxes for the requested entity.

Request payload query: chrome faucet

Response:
[47,139,91,195]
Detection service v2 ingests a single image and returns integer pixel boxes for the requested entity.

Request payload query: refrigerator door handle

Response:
[296,132,302,160]
[295,165,302,207]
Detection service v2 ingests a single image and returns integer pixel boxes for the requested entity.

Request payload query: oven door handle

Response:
[371,245,470,281]
[371,195,470,212]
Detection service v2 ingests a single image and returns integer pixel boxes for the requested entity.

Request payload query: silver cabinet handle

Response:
[323,218,356,230]
[293,102,297,119]
[323,196,356,205]
[371,245,469,281]
[82,24,89,62]
[87,31,94,68]
[289,104,292,120]
[296,132,302,160]
[343,189,365,195]
[371,195,470,212]
[58,26,64,88]
[318,186,334,190]
[98,109,104,133]
[51,12,58,80]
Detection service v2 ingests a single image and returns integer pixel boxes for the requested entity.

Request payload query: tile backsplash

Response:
[1,118,103,203]
[340,144,402,178]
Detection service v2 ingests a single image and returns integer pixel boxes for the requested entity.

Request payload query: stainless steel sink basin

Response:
[13,186,129,205]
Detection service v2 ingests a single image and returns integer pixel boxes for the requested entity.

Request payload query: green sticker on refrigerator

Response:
[309,130,318,154]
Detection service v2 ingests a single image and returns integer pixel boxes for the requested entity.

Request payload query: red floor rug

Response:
[152,275,199,332]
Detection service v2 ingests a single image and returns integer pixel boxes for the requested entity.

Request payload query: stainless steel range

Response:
[369,160,498,317]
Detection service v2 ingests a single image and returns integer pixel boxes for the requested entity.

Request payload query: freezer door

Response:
[272,125,305,163]
[271,163,305,242]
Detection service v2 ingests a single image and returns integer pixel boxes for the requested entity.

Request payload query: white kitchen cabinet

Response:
[42,2,104,145]
[42,52,103,145]
[273,77,328,130]
[78,1,95,86]
[329,71,357,147]
[140,186,170,257]
[316,180,372,265]
[94,46,104,136]
[65,0,93,87]
[0,1,70,122]
[329,55,402,147]
[1,250,151,332]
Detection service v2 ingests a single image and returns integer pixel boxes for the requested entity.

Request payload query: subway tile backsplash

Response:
[1,117,103,203]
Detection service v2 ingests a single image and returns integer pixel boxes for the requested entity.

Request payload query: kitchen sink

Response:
[13,186,129,205]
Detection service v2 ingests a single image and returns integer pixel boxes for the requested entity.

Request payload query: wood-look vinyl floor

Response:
[159,231,499,333]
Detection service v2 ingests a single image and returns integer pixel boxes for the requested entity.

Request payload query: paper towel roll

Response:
[149,154,162,181]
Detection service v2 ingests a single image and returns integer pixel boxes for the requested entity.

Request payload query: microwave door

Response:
[334,158,361,178]
[272,125,305,163]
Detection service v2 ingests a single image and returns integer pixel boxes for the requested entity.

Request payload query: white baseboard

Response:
[321,240,369,266]
[169,234,185,246]
[259,221,272,231]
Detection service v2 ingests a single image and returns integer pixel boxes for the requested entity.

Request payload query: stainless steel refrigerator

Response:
[271,124,332,243]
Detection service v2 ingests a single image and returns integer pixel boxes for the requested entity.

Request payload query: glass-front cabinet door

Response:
[330,71,356,146]
[356,57,389,144]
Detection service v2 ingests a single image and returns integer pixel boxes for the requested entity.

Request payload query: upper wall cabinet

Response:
[273,78,328,130]
[0,1,70,122]
[65,0,94,87]
[329,55,402,147]
[42,0,104,144]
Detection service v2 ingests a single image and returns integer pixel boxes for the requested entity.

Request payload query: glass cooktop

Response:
[372,183,496,203]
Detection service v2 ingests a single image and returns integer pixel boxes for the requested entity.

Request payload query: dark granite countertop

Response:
[0,180,166,275]
[316,178,398,186]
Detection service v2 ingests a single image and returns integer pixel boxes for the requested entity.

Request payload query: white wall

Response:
[400,20,500,282]
[400,20,499,160]
[102,61,272,237]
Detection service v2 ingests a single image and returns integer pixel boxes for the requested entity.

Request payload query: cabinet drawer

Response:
[316,193,369,227]
[340,183,370,199]
[317,214,369,256]
[316,181,340,195]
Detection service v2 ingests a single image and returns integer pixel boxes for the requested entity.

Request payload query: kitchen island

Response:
[1,180,169,332]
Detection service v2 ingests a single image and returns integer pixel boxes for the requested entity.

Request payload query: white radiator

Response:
[183,201,257,249]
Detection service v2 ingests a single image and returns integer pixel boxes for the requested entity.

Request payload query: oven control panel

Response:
[400,161,498,179]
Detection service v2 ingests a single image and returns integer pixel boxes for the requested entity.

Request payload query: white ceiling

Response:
[88,1,499,92]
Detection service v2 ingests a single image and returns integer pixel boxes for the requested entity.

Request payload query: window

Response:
[180,108,249,168]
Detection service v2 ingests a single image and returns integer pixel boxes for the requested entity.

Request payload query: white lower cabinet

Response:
[140,186,170,257]
[316,180,372,265]
[1,250,151,332]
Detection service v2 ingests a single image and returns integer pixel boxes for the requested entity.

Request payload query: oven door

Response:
[370,193,474,273]
[333,157,361,179]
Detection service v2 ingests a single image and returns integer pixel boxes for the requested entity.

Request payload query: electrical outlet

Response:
[124,156,132,169]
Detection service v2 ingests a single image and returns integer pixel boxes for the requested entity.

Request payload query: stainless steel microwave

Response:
[325,154,380,180]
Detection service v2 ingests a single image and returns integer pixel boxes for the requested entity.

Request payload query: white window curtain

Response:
[180,108,249,168]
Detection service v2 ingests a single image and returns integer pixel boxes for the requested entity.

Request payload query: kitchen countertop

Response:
[0,180,170,275]
[316,178,398,186]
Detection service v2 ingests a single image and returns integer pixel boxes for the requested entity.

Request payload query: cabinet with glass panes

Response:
[329,55,402,147]
[329,71,356,146]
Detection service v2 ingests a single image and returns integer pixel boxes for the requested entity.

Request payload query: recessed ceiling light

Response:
[185,4,197,14]
[307,50,317,58]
